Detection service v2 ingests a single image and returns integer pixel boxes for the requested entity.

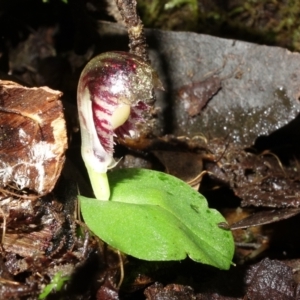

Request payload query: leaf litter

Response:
[2,1,300,299]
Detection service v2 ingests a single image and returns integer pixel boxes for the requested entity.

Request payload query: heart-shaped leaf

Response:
[79,168,234,269]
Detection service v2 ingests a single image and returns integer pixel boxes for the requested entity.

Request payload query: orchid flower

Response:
[77,51,162,200]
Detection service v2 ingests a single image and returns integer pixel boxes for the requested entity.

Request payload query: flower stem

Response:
[86,165,110,201]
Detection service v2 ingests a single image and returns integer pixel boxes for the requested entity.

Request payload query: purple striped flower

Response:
[77,51,161,200]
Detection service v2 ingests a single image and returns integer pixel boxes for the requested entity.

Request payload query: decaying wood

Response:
[0,80,67,195]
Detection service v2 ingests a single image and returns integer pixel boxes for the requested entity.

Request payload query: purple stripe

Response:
[92,102,111,115]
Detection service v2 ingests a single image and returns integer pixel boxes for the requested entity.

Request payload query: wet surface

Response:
[99,21,300,145]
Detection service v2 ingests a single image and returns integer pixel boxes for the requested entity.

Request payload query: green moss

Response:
[137,0,300,51]
[137,0,198,31]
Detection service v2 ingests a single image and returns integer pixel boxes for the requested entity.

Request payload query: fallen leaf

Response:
[245,258,296,300]
[230,208,300,230]
[99,21,300,144]
[144,283,195,300]
[152,150,203,187]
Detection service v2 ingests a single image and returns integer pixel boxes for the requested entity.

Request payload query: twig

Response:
[0,207,7,245]
[0,187,39,200]
[116,250,124,289]
[115,0,150,63]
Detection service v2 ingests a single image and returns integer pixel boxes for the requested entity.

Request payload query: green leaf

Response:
[39,272,70,299]
[80,168,234,269]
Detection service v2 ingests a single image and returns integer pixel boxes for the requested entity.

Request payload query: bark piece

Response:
[0,80,67,195]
